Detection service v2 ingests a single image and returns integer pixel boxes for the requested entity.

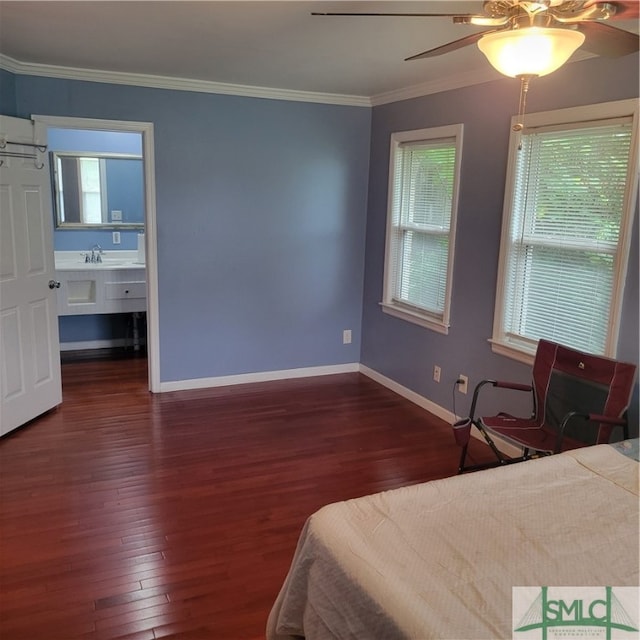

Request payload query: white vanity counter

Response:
[55,251,146,316]
[55,250,144,271]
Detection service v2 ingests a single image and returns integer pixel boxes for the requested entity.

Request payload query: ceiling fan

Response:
[312,1,639,70]
[313,1,638,140]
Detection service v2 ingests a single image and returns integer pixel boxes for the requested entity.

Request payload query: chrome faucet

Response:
[90,244,104,263]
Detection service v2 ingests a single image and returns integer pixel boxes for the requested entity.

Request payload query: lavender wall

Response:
[105,158,144,224]
[0,69,16,115]
[361,54,639,435]
[58,314,132,344]
[12,75,371,382]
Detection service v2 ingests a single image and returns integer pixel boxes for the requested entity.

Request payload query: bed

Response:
[266,440,639,640]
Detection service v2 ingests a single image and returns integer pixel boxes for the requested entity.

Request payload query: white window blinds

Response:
[382,125,462,333]
[500,117,634,356]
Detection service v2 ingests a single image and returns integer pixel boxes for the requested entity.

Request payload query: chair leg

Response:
[457,444,468,475]
[455,421,510,473]
[475,422,509,465]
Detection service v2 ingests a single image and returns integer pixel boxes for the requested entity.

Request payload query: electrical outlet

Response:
[111,210,123,221]
[112,231,121,244]
[343,329,352,344]
[457,374,468,394]
[433,365,441,383]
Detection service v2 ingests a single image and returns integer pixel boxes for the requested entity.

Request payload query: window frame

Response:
[381,124,464,334]
[491,99,639,364]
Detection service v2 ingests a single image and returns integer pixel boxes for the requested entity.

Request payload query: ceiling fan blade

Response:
[583,0,640,20]
[578,21,639,56]
[310,12,481,18]
[405,30,493,61]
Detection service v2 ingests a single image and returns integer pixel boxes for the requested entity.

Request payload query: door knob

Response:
[48,280,61,289]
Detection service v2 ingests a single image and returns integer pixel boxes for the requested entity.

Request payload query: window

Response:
[492,100,638,361]
[382,125,463,333]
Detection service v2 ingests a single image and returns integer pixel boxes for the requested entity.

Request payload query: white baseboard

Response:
[358,364,522,457]
[159,362,360,392]
[59,338,131,352]
[358,364,456,423]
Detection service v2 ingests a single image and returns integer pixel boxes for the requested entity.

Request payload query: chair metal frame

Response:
[455,340,637,474]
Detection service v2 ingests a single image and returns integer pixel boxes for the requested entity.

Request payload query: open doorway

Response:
[34,115,159,392]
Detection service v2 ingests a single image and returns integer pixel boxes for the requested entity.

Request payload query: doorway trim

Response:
[33,115,160,392]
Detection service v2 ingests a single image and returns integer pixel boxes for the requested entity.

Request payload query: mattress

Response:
[266,441,639,640]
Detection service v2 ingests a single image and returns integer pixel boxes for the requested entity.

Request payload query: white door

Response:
[0,115,62,436]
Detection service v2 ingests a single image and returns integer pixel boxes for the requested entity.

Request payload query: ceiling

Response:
[0,1,638,104]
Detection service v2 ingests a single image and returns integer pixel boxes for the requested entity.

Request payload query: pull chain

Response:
[513,75,533,150]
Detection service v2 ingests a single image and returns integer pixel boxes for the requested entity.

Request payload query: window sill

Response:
[380,302,449,335]
[489,338,535,366]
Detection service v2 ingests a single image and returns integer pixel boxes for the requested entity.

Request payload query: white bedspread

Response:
[266,443,639,640]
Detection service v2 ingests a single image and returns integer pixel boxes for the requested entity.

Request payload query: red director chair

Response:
[454,339,637,474]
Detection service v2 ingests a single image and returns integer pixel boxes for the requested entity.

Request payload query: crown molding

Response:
[0,54,20,74]
[370,66,502,106]
[2,51,570,109]
[369,49,603,106]
[0,53,372,108]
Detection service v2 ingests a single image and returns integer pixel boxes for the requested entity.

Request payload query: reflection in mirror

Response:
[51,151,145,229]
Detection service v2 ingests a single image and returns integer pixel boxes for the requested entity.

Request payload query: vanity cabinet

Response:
[56,267,146,316]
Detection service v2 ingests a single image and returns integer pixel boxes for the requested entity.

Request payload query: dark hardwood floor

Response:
[0,357,494,640]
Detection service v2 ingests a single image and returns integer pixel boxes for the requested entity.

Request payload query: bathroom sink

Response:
[68,259,144,269]
[54,251,145,270]
[78,257,136,265]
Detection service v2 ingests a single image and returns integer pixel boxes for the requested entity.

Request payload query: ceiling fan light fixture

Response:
[477,27,585,77]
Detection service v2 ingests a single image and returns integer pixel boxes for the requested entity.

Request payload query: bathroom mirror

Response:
[51,151,145,229]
